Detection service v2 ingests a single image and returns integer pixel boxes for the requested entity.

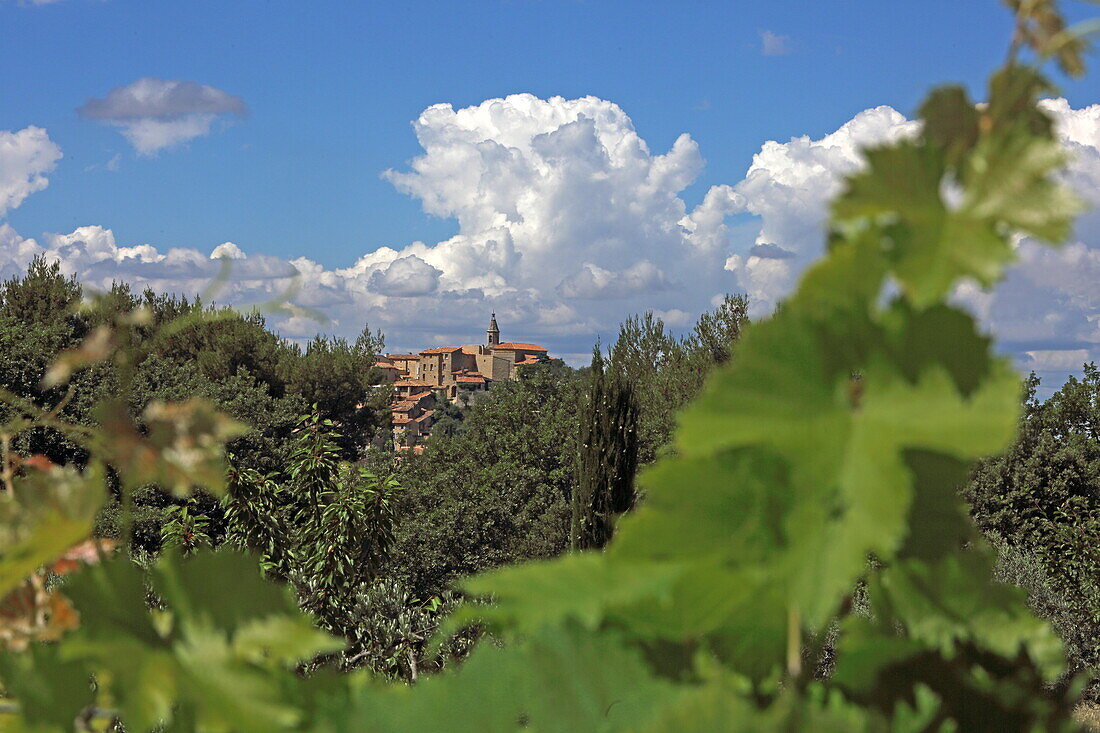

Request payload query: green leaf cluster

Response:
[7,550,340,732]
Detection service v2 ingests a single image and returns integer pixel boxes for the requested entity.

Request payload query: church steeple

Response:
[486,312,500,347]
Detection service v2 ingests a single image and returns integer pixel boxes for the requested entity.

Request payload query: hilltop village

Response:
[373,314,551,449]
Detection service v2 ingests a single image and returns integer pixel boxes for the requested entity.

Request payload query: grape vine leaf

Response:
[93,398,245,496]
[351,625,678,732]
[869,550,1065,678]
[0,644,93,730]
[0,463,102,597]
[675,305,1020,625]
[59,550,338,732]
[454,552,682,633]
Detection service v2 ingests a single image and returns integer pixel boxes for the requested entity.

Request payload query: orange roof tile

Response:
[493,342,548,351]
[387,354,421,361]
[395,379,434,387]
[420,346,462,354]
[457,375,488,383]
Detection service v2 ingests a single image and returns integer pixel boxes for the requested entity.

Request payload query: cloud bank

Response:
[2,93,1099,375]
[77,78,248,155]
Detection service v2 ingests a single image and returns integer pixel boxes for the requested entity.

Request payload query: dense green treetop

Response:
[608,294,748,465]
[384,360,581,598]
[967,365,1100,683]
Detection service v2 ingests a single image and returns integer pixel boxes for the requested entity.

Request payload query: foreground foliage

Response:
[0,1,1096,729]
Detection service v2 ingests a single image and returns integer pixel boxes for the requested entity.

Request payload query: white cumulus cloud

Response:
[210,242,245,260]
[557,261,669,300]
[724,104,920,315]
[380,94,714,299]
[0,126,62,216]
[368,255,442,297]
[719,98,1100,381]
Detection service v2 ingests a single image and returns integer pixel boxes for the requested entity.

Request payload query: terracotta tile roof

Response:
[387,354,421,361]
[395,379,434,387]
[420,346,462,354]
[408,391,434,401]
[414,410,435,423]
[457,375,488,383]
[493,342,548,351]
[516,356,544,365]
[375,361,399,369]
[392,414,412,424]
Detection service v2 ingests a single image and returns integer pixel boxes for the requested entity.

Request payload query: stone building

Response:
[372,357,402,383]
[386,354,421,376]
[384,314,551,447]
[391,390,437,448]
[386,314,550,397]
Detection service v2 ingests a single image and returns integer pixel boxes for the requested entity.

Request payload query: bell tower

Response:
[486,312,500,347]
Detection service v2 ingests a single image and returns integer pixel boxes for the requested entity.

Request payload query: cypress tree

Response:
[572,344,639,551]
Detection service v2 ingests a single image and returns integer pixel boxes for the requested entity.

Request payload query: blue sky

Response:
[4,0,1093,262]
[2,0,1099,392]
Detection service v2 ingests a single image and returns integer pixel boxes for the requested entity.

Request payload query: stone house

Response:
[372,357,402,383]
[391,390,437,447]
[393,378,438,399]
[385,354,421,378]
